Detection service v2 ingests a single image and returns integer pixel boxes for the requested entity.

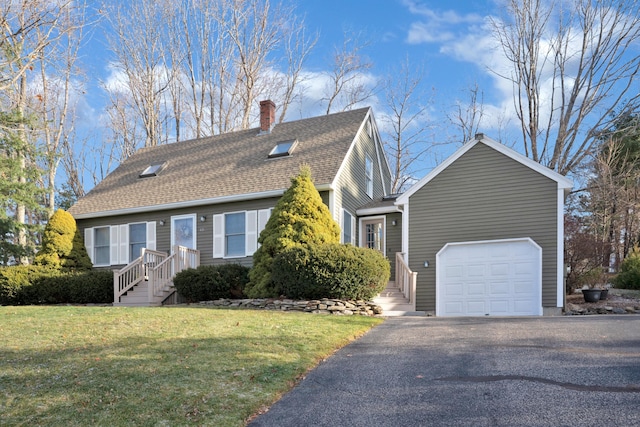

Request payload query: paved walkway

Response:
[249,316,640,427]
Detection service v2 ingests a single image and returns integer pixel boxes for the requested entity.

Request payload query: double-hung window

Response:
[225,212,246,257]
[129,223,146,262]
[94,226,110,266]
[365,155,373,198]
[342,210,355,245]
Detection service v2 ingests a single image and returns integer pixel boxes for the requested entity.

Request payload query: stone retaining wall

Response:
[195,298,383,316]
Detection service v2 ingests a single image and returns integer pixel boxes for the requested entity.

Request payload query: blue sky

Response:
[75,0,517,188]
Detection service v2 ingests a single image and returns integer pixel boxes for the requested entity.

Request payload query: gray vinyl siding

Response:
[407,143,558,312]
[385,212,403,279]
[335,126,390,244]
[76,197,282,269]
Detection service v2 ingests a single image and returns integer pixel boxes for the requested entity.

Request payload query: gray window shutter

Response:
[213,214,224,258]
[246,210,258,255]
[146,221,156,250]
[84,228,94,264]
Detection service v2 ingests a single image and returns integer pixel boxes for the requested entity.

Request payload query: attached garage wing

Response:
[436,238,542,317]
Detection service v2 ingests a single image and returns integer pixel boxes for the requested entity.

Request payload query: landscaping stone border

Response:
[565,303,640,315]
[195,298,383,316]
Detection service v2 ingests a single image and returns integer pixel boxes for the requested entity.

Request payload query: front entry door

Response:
[362,218,385,255]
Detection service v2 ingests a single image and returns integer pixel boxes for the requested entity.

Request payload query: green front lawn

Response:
[0,306,383,426]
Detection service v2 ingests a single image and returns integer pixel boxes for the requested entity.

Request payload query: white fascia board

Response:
[396,136,573,205]
[557,187,565,308]
[330,107,372,190]
[72,189,287,219]
[356,205,402,216]
[368,111,393,195]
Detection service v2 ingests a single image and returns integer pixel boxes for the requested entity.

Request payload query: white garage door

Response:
[436,238,542,317]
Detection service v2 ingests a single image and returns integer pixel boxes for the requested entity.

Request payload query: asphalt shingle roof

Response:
[69,107,370,217]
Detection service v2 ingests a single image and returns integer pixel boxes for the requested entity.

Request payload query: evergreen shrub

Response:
[272,243,390,300]
[0,265,62,305]
[614,245,640,290]
[0,267,111,305]
[34,209,92,270]
[246,165,340,298]
[174,264,250,302]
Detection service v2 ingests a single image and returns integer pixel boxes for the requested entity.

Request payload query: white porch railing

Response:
[395,252,417,304]
[114,245,200,305]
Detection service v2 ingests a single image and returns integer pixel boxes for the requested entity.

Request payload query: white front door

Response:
[171,214,196,249]
[361,217,385,255]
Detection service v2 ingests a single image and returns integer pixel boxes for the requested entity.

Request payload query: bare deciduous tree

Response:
[0,0,83,263]
[381,58,432,193]
[102,0,173,149]
[492,0,640,175]
[323,31,373,115]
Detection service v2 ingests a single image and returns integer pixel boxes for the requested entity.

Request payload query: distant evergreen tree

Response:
[246,165,340,298]
[34,209,92,270]
[0,110,46,264]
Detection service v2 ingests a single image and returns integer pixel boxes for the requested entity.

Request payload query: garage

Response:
[436,238,542,317]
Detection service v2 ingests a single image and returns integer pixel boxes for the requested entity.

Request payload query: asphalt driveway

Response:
[249,316,640,427]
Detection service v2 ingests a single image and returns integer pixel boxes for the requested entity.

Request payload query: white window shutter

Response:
[246,210,258,255]
[257,209,271,248]
[258,209,271,233]
[213,214,224,258]
[119,224,129,264]
[351,215,356,245]
[110,226,119,265]
[146,221,156,250]
[84,228,94,264]
[340,208,345,243]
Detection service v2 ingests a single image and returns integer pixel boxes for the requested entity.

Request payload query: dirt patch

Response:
[566,289,640,315]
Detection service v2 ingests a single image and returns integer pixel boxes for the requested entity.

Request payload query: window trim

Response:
[171,214,197,250]
[365,155,373,198]
[224,211,247,258]
[128,222,147,263]
[93,226,111,267]
[341,209,355,245]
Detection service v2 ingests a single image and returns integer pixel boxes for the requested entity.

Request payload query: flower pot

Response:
[599,289,608,300]
[582,289,602,302]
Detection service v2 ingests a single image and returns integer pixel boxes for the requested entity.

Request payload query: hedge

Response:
[272,243,390,300]
[0,266,112,305]
[173,264,250,303]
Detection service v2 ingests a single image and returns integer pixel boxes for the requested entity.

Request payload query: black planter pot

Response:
[582,289,602,302]
[599,289,609,300]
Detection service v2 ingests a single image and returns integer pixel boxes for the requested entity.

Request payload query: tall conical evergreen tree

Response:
[34,209,92,270]
[246,165,340,297]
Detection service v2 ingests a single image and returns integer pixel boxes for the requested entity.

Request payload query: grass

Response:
[0,306,383,426]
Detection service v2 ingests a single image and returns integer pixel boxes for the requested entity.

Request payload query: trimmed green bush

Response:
[0,265,61,305]
[614,245,640,290]
[0,266,111,305]
[34,209,92,270]
[217,263,250,298]
[246,165,340,298]
[173,264,250,302]
[36,270,113,304]
[272,243,390,300]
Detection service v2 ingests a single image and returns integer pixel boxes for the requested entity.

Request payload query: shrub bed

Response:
[173,264,250,303]
[0,266,112,305]
[272,243,390,300]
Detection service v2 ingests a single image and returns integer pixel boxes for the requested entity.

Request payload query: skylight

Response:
[139,162,165,178]
[268,139,297,158]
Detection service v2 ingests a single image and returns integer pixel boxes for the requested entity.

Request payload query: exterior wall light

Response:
[199,215,206,222]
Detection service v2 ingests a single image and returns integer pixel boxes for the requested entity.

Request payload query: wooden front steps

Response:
[373,281,425,316]
[113,281,174,307]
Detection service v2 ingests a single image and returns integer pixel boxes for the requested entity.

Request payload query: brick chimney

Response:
[260,100,276,133]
